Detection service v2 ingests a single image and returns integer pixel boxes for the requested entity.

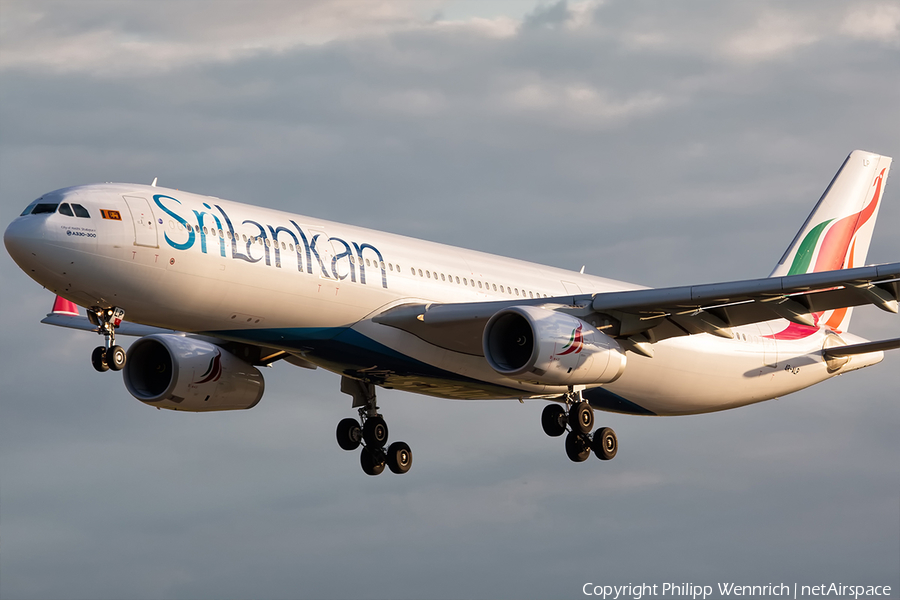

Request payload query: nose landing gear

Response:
[541,392,617,463]
[88,306,127,373]
[336,376,413,476]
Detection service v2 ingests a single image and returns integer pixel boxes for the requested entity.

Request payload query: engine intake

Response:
[483,306,626,385]
[123,334,265,411]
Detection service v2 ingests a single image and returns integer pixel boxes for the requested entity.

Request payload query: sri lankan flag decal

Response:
[100,209,122,221]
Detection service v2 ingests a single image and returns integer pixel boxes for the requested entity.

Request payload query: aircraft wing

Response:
[39,298,317,369]
[373,262,900,356]
[41,312,174,337]
[589,262,900,338]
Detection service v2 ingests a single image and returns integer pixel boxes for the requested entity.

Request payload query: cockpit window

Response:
[59,203,74,217]
[20,201,38,216]
[72,203,90,218]
[30,203,60,215]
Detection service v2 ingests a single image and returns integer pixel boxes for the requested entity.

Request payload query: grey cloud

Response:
[521,0,571,30]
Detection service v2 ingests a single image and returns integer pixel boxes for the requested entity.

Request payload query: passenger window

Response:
[455,276,460,284]
[426,271,431,278]
[492,284,497,291]
[463,278,467,285]
[72,203,90,218]
[441,273,446,281]
[418,269,423,277]
[478,281,483,289]
[58,203,74,217]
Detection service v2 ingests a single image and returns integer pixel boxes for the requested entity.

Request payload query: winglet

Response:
[50,295,80,316]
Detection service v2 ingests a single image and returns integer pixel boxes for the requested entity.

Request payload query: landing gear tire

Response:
[565,431,592,462]
[592,427,617,461]
[568,401,594,434]
[336,418,362,451]
[107,345,126,371]
[386,441,413,474]
[91,347,109,372]
[541,404,567,437]
[360,446,386,476]
[363,416,389,448]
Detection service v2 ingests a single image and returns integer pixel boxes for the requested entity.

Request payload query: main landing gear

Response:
[541,392,617,463]
[88,306,127,373]
[335,376,413,476]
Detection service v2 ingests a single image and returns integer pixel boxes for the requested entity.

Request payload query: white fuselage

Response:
[4,183,883,415]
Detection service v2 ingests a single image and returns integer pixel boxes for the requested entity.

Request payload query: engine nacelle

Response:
[123,334,265,411]
[483,306,626,386]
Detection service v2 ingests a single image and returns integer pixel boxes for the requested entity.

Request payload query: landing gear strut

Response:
[541,390,618,463]
[336,376,413,475]
[88,306,127,373]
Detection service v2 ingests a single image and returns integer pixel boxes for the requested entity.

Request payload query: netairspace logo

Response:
[582,582,894,599]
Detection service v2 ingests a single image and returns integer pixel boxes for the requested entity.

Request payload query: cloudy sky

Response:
[1,1,898,599]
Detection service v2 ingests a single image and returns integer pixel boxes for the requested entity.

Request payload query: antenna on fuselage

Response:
[580,265,585,274]
[150,177,158,187]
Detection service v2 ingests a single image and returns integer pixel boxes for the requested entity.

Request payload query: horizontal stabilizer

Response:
[823,337,900,358]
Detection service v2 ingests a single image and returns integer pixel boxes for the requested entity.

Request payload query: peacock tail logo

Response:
[193,349,223,384]
[788,168,884,277]
[768,168,885,339]
[556,323,584,356]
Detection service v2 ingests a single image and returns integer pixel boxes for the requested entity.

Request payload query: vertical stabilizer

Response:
[770,150,892,331]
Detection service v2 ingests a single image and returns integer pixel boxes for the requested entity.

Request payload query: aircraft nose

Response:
[4,215,47,272]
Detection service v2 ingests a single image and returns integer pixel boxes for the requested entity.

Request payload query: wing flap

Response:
[591,263,899,337]
[590,263,899,313]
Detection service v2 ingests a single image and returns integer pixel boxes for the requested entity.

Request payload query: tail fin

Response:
[770,150,892,331]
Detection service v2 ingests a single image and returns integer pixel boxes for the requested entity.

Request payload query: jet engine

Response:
[123,334,265,411]
[483,306,626,386]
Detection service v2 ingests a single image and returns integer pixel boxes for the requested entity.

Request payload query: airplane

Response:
[4,149,899,476]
